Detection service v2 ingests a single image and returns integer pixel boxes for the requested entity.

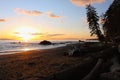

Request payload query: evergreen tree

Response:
[103,0,120,42]
[86,5,104,42]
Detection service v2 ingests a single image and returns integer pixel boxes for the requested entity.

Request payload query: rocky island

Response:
[39,40,52,45]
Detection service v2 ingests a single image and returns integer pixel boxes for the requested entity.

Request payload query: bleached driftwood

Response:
[100,56,120,80]
[82,58,103,80]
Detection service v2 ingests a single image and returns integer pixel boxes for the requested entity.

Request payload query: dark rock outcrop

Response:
[39,40,52,45]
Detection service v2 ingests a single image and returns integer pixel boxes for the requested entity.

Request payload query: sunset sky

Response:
[0,0,113,41]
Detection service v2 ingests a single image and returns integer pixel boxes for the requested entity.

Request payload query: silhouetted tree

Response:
[86,5,104,42]
[100,13,111,42]
[103,0,120,43]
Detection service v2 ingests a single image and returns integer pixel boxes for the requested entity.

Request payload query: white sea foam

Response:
[0,40,77,55]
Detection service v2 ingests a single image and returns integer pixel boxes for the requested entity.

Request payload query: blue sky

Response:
[0,0,113,41]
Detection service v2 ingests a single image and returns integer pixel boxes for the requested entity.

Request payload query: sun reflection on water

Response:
[23,48,31,51]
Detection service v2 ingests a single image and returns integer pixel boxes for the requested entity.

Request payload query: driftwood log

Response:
[82,58,104,80]
[46,46,118,80]
[82,47,119,80]
[46,57,97,80]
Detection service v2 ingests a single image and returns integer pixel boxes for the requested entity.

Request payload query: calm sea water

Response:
[0,40,77,55]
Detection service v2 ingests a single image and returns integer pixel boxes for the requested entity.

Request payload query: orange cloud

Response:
[14,8,43,16]
[14,32,64,37]
[47,34,64,37]
[47,12,61,18]
[70,0,105,6]
[0,19,6,22]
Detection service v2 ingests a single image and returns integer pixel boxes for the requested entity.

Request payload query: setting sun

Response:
[0,0,117,80]
[15,27,36,42]
[20,33,31,42]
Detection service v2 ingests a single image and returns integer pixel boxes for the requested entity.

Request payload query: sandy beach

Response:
[0,0,119,80]
[0,46,88,80]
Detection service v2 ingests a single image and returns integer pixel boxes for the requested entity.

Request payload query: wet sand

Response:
[0,46,86,80]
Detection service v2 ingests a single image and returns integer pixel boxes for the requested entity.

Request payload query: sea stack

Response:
[39,40,52,45]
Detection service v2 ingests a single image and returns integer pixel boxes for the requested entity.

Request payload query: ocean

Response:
[0,40,77,55]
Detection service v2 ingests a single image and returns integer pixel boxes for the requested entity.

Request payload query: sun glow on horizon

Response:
[15,27,37,42]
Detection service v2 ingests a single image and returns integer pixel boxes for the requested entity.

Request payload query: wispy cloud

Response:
[47,34,64,37]
[30,33,44,35]
[70,0,105,6]
[14,8,43,16]
[47,12,61,18]
[14,8,61,19]
[62,37,80,40]
[14,32,43,35]
[0,19,6,22]
[14,32,64,37]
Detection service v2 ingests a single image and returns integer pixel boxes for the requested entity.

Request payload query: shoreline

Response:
[0,44,67,56]
[0,42,117,80]
[0,45,86,80]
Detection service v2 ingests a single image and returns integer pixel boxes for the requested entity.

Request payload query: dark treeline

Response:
[103,0,120,43]
[86,0,120,44]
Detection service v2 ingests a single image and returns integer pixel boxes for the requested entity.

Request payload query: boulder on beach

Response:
[39,40,52,45]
